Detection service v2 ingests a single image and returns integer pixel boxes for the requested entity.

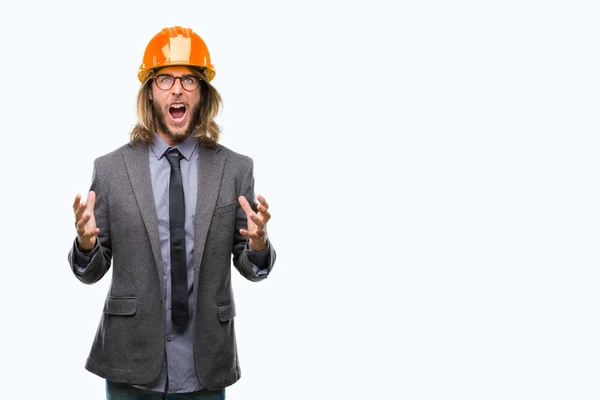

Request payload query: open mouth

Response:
[169,103,187,121]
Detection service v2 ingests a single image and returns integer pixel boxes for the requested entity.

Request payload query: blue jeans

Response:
[106,381,225,400]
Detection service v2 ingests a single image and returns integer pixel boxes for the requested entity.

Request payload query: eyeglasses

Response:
[152,74,202,91]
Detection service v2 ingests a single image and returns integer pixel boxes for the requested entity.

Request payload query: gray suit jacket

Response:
[68,141,276,390]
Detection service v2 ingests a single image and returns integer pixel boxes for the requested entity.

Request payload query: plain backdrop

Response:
[0,0,599,399]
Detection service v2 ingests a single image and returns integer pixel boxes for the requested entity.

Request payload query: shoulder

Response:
[94,143,144,166]
[94,143,130,161]
[206,143,254,168]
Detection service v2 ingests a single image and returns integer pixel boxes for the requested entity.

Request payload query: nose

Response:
[171,77,184,94]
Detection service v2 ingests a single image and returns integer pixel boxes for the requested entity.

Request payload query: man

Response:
[68,26,276,399]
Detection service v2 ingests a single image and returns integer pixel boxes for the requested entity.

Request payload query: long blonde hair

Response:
[129,67,222,147]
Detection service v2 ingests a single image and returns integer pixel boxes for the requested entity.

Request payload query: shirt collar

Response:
[150,133,198,161]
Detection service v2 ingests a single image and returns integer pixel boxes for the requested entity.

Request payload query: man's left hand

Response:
[238,194,271,251]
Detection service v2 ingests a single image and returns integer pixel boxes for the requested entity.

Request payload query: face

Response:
[149,66,202,145]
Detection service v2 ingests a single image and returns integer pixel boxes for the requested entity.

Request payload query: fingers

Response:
[238,196,265,226]
[239,195,270,216]
[86,191,96,212]
[238,195,271,250]
[76,211,91,230]
[239,228,266,241]
[237,195,254,215]
[73,193,86,221]
[77,217,100,239]
[74,191,96,223]
[74,191,99,248]
[76,206,97,231]
[76,209,100,244]
[256,195,271,223]
[238,195,272,226]
[256,194,269,210]
[74,198,87,224]
[73,193,82,211]
[256,205,271,223]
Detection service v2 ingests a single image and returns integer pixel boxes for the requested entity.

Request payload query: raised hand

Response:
[73,191,100,251]
[238,194,271,251]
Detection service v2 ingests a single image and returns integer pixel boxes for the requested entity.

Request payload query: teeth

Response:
[171,104,185,109]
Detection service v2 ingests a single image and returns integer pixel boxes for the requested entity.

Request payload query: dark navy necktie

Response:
[165,148,189,330]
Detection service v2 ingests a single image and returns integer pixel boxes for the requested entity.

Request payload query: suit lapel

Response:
[193,145,225,272]
[123,144,165,294]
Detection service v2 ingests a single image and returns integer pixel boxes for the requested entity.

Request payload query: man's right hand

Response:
[73,191,100,251]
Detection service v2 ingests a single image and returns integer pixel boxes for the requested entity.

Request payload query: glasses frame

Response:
[152,73,202,91]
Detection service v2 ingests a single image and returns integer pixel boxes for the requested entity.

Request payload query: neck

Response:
[156,130,190,147]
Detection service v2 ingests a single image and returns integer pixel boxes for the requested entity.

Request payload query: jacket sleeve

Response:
[67,158,113,284]
[231,157,276,282]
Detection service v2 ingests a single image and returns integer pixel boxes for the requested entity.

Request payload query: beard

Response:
[153,101,202,144]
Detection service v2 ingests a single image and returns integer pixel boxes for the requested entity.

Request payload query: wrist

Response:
[249,233,268,251]
[77,237,96,252]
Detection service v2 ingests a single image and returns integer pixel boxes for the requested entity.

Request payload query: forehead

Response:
[156,66,196,75]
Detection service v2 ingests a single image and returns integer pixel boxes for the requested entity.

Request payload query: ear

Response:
[148,91,153,101]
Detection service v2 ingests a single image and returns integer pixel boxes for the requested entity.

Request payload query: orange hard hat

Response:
[137,26,216,83]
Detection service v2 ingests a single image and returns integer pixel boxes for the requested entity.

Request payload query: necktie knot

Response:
[165,148,183,168]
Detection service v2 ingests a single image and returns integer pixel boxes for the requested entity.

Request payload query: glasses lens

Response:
[155,74,174,90]
[181,75,200,91]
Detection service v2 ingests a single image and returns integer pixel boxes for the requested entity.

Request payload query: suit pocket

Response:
[213,202,237,216]
[104,296,137,316]
[217,302,236,321]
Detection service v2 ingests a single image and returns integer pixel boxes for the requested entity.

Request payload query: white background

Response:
[0,0,599,399]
